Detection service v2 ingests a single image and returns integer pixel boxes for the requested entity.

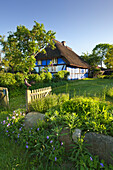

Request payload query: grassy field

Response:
[53,78,113,99]
[1,78,113,169]
[7,78,113,112]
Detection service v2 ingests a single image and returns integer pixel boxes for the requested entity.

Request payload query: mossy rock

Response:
[24,112,45,129]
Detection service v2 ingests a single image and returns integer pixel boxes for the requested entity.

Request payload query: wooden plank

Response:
[26,86,52,111]
[0,87,9,108]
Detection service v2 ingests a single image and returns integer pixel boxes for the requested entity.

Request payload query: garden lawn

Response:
[52,78,113,102]
[1,78,113,169]
[0,111,35,169]
[7,78,113,112]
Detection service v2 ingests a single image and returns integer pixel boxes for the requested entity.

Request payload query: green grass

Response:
[0,134,32,169]
[6,78,113,112]
[0,111,35,170]
[52,78,113,101]
[1,78,113,169]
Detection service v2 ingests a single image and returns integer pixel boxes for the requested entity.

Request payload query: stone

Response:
[24,112,45,129]
[58,127,74,152]
[72,129,81,143]
[84,132,113,165]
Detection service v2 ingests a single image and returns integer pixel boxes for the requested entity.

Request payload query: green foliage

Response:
[106,87,113,98]
[90,67,102,78]
[15,72,27,86]
[28,72,52,83]
[28,73,40,83]
[0,72,16,87]
[1,99,113,169]
[104,47,113,69]
[0,21,56,73]
[53,70,70,81]
[45,72,52,82]
[40,72,46,81]
[69,138,112,169]
[97,74,113,79]
[92,43,112,67]
[1,109,65,168]
[81,43,113,68]
[81,52,98,67]
[29,93,69,113]
[46,96,113,136]
[2,79,113,168]
[40,72,52,82]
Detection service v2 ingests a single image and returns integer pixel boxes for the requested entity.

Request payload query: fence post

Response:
[5,88,9,108]
[0,87,9,108]
[26,89,31,112]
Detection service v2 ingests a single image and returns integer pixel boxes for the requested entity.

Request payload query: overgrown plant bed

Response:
[1,94,113,169]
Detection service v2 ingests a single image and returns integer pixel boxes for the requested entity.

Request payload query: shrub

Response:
[0,72,16,87]
[27,74,41,84]
[28,74,37,83]
[29,93,69,113]
[63,71,70,80]
[40,72,46,81]
[97,74,113,79]
[46,96,113,136]
[15,72,27,86]
[1,98,113,169]
[1,99,113,169]
[35,74,41,83]
[44,72,52,82]
[53,71,70,81]
[106,87,113,98]
[93,68,102,77]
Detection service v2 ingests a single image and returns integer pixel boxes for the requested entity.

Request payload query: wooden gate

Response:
[0,87,9,108]
[26,86,52,112]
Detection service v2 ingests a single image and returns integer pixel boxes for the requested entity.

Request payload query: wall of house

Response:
[34,58,88,80]
[67,67,88,80]
[34,58,66,73]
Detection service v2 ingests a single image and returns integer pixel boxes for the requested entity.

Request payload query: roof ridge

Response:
[53,39,63,45]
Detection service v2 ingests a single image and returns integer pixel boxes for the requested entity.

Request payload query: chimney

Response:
[61,41,66,46]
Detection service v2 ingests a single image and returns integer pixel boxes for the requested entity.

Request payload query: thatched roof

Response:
[35,40,89,68]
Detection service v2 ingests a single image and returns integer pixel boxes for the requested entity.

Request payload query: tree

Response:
[81,43,113,69]
[104,46,113,69]
[80,52,100,68]
[0,21,56,73]
[92,43,112,68]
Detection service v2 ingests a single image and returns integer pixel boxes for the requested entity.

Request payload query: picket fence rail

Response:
[26,86,52,112]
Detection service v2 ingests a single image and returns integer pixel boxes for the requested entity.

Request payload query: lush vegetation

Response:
[29,93,69,113]
[1,78,113,169]
[81,43,113,69]
[0,21,55,74]
[0,71,70,88]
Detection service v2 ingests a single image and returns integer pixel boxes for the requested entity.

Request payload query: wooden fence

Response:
[26,86,52,112]
[0,87,9,108]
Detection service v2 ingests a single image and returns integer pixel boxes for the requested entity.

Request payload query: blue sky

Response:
[0,0,113,55]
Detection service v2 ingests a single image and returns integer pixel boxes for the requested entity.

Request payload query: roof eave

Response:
[69,63,89,69]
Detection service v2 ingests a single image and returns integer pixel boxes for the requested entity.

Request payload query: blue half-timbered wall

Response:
[67,67,88,80]
[34,58,88,79]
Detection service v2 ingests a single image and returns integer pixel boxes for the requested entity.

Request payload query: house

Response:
[35,40,90,80]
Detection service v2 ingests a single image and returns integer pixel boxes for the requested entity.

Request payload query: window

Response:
[51,66,56,72]
[42,60,46,65]
[52,58,57,64]
[38,60,41,65]
[58,58,65,64]
[47,59,52,65]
